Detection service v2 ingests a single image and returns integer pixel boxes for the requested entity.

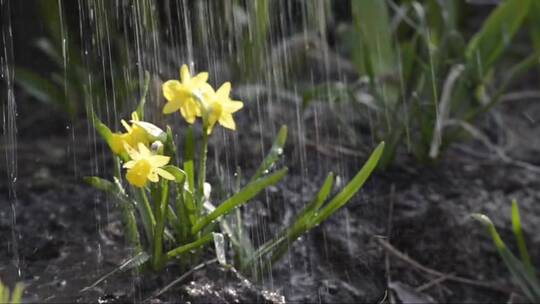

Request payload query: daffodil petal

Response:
[163,100,181,114]
[121,119,132,132]
[150,155,170,167]
[200,83,215,95]
[137,142,151,156]
[132,121,165,140]
[216,82,231,98]
[219,113,236,130]
[180,100,200,124]
[180,65,191,83]
[148,171,159,182]
[155,168,175,180]
[124,142,139,159]
[123,160,136,169]
[163,80,187,102]
[223,100,243,113]
[192,72,209,85]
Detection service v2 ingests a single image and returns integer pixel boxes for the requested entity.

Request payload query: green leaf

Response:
[162,165,186,184]
[14,67,66,107]
[81,252,150,292]
[184,127,195,192]
[153,180,170,270]
[165,126,178,165]
[250,125,287,182]
[183,127,197,227]
[84,176,116,192]
[465,0,531,77]
[312,142,385,225]
[351,0,394,77]
[166,233,214,260]
[238,0,270,79]
[464,47,540,121]
[193,168,288,234]
[529,0,540,57]
[299,172,335,218]
[86,100,126,159]
[246,172,335,268]
[302,82,353,108]
[136,71,151,120]
[248,142,383,269]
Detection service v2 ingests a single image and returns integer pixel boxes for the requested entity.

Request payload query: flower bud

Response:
[151,141,164,154]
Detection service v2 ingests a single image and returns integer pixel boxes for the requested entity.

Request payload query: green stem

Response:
[112,180,142,256]
[119,196,142,255]
[113,157,122,181]
[152,181,169,271]
[175,183,190,243]
[139,188,156,242]
[197,131,209,207]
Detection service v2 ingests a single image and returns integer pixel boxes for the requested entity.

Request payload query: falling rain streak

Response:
[3,0,538,302]
[1,0,19,276]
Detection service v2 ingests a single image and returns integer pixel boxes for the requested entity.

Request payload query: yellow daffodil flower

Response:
[110,112,149,155]
[203,82,243,134]
[110,112,166,156]
[162,64,213,124]
[123,142,175,187]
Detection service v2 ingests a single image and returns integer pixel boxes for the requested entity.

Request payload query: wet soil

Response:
[1,92,540,303]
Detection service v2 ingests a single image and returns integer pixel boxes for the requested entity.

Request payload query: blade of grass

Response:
[464,48,540,122]
[0,283,8,304]
[529,0,540,71]
[136,71,150,120]
[10,283,24,304]
[512,200,534,277]
[165,126,179,166]
[473,213,540,301]
[192,168,288,234]
[184,127,197,226]
[14,67,65,106]
[239,0,270,80]
[351,0,394,77]
[153,180,169,270]
[87,105,130,161]
[184,127,195,192]
[297,172,334,220]
[167,233,214,260]
[465,0,531,77]
[246,172,335,268]
[311,142,384,225]
[247,142,384,269]
[84,176,142,253]
[80,252,150,292]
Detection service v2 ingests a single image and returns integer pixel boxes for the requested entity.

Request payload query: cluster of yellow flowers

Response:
[162,64,244,134]
[108,65,243,188]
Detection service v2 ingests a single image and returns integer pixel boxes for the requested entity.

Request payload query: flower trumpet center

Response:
[126,159,152,187]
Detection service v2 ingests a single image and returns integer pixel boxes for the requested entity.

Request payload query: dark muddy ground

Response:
[1,91,540,303]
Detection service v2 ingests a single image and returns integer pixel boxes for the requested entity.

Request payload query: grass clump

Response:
[0,281,24,304]
[304,0,539,167]
[473,200,540,302]
[87,66,384,281]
